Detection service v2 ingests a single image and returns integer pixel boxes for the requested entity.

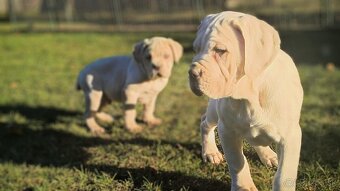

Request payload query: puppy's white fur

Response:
[77,37,183,134]
[189,11,303,191]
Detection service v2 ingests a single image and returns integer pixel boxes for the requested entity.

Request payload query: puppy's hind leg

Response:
[84,90,106,135]
[96,112,114,123]
[254,146,278,167]
[273,126,301,191]
[96,96,114,123]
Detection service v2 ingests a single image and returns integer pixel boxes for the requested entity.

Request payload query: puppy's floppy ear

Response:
[231,15,280,80]
[133,39,149,63]
[167,38,183,63]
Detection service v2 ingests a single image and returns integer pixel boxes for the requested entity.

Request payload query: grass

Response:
[0,32,339,191]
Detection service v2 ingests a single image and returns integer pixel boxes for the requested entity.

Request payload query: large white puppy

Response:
[189,12,303,191]
[77,37,183,134]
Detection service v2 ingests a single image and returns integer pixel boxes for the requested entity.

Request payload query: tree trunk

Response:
[65,0,75,22]
[8,0,16,23]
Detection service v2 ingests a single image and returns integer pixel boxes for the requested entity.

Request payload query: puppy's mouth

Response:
[188,69,204,96]
[190,83,204,96]
[149,70,162,80]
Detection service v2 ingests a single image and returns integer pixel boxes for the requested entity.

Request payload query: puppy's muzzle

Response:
[188,63,204,96]
[150,64,163,79]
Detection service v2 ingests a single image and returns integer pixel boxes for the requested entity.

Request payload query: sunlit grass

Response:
[0,33,339,191]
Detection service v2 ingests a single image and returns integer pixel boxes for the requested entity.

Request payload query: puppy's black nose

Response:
[189,66,202,78]
[152,64,159,70]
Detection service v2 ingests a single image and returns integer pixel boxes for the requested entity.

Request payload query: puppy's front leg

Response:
[201,117,224,164]
[201,100,223,164]
[124,89,142,133]
[273,126,301,191]
[142,95,162,127]
[218,123,258,191]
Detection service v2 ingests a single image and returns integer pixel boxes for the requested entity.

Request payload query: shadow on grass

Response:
[0,123,202,167]
[0,104,227,190]
[300,125,340,168]
[0,104,108,167]
[0,103,338,189]
[299,103,340,167]
[0,104,202,164]
[85,164,229,190]
[110,136,202,158]
[0,122,113,167]
[0,104,82,125]
[0,123,227,190]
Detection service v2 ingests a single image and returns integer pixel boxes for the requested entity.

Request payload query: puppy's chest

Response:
[219,98,269,136]
[137,78,168,101]
[220,99,255,126]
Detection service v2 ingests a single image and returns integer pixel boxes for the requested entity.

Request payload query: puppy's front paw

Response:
[90,128,108,138]
[202,151,224,164]
[145,117,162,127]
[86,117,107,136]
[231,175,258,191]
[202,137,224,164]
[125,124,143,134]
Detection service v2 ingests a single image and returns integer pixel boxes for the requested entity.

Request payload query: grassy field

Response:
[0,32,339,191]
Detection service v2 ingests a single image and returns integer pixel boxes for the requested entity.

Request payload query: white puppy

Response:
[77,37,183,134]
[189,12,303,191]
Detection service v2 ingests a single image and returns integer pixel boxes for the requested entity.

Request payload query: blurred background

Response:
[1,0,340,65]
[1,0,339,31]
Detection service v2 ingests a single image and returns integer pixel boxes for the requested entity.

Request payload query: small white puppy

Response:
[189,12,303,191]
[77,37,183,134]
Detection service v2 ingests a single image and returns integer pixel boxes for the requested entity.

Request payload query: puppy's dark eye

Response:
[214,47,227,55]
[164,54,170,59]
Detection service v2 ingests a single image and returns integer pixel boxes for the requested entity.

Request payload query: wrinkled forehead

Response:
[193,12,246,50]
[147,37,168,49]
[147,39,169,51]
[147,41,172,57]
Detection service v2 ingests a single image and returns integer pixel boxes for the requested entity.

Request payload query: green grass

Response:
[0,32,339,191]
